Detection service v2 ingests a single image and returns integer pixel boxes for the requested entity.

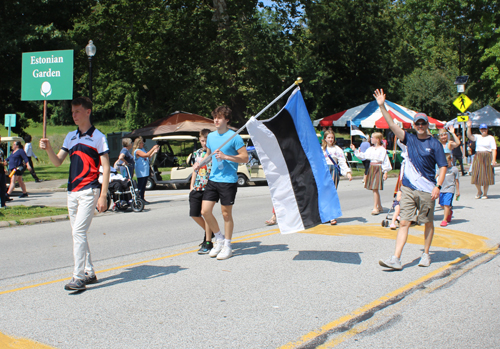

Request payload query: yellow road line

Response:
[0,230,279,296]
[278,246,497,349]
[301,224,491,251]
[0,332,55,349]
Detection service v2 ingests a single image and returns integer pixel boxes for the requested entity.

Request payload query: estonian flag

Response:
[246,89,342,234]
[350,123,367,138]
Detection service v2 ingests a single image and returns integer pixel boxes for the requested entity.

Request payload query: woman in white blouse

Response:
[466,121,497,199]
[351,132,392,215]
[322,130,352,225]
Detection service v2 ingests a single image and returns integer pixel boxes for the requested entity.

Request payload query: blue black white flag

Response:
[350,123,367,138]
[246,89,342,234]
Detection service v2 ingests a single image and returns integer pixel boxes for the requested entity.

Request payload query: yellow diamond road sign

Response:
[453,94,472,113]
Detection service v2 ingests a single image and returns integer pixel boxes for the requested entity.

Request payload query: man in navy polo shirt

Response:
[40,96,110,290]
[374,89,447,270]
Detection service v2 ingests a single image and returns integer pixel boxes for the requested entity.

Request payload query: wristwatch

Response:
[435,184,442,190]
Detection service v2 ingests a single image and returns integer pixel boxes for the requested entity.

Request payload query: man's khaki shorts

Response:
[400,186,435,224]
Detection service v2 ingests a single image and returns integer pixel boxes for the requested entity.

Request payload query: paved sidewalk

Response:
[21,179,67,193]
[1,179,68,228]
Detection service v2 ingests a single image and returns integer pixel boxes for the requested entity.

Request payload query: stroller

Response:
[107,165,144,212]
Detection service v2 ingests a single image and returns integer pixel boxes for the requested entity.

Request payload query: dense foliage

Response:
[1,0,499,135]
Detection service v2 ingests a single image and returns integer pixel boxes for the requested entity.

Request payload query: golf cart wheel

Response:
[237,174,248,187]
[132,199,144,212]
[145,177,156,190]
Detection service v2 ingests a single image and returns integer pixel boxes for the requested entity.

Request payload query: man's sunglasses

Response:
[415,121,428,126]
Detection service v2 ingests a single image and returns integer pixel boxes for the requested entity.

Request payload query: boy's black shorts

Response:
[202,180,238,206]
[189,190,205,217]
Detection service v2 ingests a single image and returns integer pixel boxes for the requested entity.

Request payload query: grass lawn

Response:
[23,162,70,182]
[0,205,68,222]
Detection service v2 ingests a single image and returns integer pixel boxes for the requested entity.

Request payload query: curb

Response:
[8,188,67,194]
[0,214,69,228]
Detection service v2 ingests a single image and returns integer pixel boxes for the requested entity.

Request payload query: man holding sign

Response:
[40,97,110,291]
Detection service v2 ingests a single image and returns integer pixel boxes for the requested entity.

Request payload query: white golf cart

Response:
[146,135,198,190]
[146,134,266,189]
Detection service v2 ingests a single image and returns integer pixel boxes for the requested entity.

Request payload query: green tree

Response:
[0,0,88,134]
[290,0,397,119]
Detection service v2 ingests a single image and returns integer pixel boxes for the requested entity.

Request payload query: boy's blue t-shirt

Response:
[206,130,245,183]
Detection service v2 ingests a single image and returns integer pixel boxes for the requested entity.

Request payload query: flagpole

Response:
[198,77,303,167]
[349,118,353,145]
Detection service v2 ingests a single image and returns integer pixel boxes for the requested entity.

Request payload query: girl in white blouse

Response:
[322,130,352,225]
[351,132,392,215]
[466,121,497,199]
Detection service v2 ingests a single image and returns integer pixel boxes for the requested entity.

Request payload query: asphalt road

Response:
[0,175,499,349]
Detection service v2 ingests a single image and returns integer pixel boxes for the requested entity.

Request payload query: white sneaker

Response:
[209,240,224,258]
[418,253,431,267]
[379,256,402,270]
[216,245,233,260]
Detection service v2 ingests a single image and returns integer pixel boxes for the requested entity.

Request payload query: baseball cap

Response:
[414,113,428,124]
[479,123,488,129]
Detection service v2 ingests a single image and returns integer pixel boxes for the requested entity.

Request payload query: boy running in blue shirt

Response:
[193,106,248,260]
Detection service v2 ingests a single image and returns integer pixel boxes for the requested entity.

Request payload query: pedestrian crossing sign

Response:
[453,94,472,113]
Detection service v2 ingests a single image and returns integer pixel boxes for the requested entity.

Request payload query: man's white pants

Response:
[67,188,100,280]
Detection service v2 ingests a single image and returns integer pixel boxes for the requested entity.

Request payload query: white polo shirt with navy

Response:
[62,126,109,192]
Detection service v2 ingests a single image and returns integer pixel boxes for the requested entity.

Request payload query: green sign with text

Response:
[21,50,74,101]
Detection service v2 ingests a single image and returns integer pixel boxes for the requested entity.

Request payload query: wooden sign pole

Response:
[43,100,47,138]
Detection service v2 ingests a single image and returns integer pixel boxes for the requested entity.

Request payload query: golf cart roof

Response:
[1,136,23,142]
[152,135,197,141]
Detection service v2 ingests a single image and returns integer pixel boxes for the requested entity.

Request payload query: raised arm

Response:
[373,89,405,141]
[447,125,459,149]
[466,120,475,141]
[135,145,160,158]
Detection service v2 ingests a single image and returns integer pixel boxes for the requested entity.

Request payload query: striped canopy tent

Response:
[316,100,444,129]
[373,112,412,129]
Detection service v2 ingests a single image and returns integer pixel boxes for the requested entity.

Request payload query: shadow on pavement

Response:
[444,219,469,224]
[89,264,187,290]
[233,241,288,256]
[336,216,368,224]
[293,250,362,265]
[426,250,465,263]
[402,250,465,270]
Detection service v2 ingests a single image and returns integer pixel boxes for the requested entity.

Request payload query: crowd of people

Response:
[0,90,493,290]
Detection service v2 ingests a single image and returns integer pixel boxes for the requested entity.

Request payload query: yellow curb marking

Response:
[279,225,492,349]
[0,224,491,349]
[0,332,55,349]
[314,246,500,349]
[301,224,490,251]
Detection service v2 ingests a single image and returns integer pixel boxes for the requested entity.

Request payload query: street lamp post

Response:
[85,40,96,101]
[454,75,469,165]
